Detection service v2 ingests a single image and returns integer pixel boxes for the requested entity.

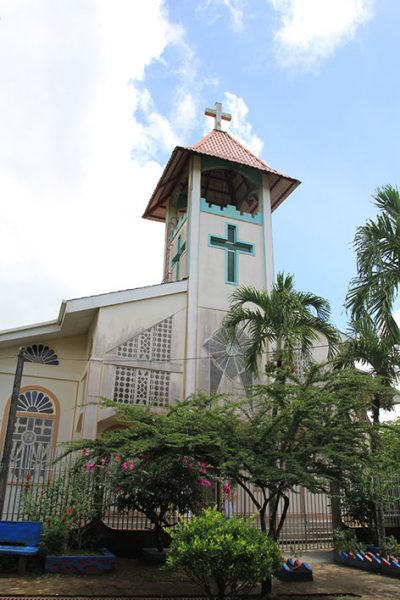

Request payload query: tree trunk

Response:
[268,493,280,540]
[275,493,290,541]
[330,480,343,531]
[371,395,386,552]
[155,524,164,552]
[259,502,272,597]
[259,504,267,533]
[260,577,272,597]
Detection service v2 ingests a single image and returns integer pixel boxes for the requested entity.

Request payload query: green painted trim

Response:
[187,162,193,277]
[168,214,188,242]
[200,197,263,224]
[200,156,262,188]
[171,235,186,281]
[209,222,255,286]
[261,185,268,289]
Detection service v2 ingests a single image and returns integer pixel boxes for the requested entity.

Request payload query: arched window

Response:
[23,345,59,365]
[5,387,59,479]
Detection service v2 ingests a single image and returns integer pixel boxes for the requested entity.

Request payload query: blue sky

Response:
[0,0,399,332]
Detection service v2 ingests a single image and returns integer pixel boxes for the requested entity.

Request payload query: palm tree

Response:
[223,272,339,376]
[333,318,400,424]
[333,318,400,551]
[346,185,400,340]
[223,274,339,553]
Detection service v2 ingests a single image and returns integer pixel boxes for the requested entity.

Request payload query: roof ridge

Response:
[221,129,273,169]
[192,128,272,167]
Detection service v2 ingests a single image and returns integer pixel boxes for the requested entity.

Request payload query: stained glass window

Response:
[9,389,57,479]
[23,345,59,365]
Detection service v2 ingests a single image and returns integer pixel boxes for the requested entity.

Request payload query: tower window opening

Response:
[201,168,260,215]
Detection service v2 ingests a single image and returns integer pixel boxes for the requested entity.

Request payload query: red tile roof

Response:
[142,129,300,221]
[191,129,282,175]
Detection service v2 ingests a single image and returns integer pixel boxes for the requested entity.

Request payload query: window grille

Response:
[113,366,170,407]
[10,390,56,478]
[23,345,59,365]
[116,316,172,361]
[113,316,173,406]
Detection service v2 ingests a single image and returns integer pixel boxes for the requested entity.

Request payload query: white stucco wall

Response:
[0,335,88,445]
[197,211,266,311]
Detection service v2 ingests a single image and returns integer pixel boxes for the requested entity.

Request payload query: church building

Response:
[0,103,305,474]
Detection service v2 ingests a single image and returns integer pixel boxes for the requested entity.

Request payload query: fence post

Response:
[0,348,26,517]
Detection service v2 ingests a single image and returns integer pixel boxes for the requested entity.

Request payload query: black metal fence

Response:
[1,447,399,551]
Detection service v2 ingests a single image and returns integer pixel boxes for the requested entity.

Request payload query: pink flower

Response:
[129,460,134,471]
[198,461,208,474]
[223,482,231,496]
[123,462,128,471]
[100,458,107,465]
[81,448,90,456]
[66,507,73,515]
[181,456,193,469]
[85,463,96,471]
[197,478,212,488]
[115,455,121,463]
[24,474,32,482]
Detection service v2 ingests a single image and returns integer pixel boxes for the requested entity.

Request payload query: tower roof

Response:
[143,128,300,222]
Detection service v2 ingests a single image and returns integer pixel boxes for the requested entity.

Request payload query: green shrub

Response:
[167,507,282,599]
[22,471,99,553]
[386,535,400,557]
[39,521,69,555]
[333,528,362,553]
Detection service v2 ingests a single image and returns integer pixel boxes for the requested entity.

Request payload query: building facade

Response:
[0,104,311,473]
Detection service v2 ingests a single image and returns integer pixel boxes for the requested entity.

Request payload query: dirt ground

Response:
[0,550,399,599]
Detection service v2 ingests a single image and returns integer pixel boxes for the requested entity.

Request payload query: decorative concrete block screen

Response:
[113,316,172,406]
[117,316,172,361]
[113,366,170,407]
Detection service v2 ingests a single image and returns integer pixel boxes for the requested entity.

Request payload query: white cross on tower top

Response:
[204,102,232,131]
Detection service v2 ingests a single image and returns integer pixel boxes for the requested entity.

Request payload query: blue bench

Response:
[0,520,42,573]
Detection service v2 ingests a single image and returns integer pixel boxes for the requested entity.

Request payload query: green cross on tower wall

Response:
[209,223,254,285]
[171,235,186,281]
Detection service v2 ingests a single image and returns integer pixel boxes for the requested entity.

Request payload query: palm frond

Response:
[347,185,400,341]
[223,272,337,375]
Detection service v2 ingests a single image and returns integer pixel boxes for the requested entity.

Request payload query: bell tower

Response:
[142,103,300,397]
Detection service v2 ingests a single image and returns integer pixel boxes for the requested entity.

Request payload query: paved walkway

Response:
[0,550,399,599]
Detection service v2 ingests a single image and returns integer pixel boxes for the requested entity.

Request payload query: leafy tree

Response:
[222,272,339,377]
[138,366,377,541]
[333,318,400,425]
[216,364,376,541]
[67,364,384,556]
[112,453,210,551]
[333,318,399,550]
[340,420,400,545]
[167,507,282,599]
[346,184,400,340]
[65,407,216,552]
[379,418,400,474]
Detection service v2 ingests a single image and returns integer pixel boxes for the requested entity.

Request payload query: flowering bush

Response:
[22,469,99,554]
[111,453,213,551]
[167,507,282,599]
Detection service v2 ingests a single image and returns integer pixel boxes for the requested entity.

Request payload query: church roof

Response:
[142,128,300,222]
[0,280,187,348]
[192,129,282,173]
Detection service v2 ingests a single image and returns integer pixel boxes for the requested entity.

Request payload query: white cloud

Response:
[0,0,262,331]
[269,0,374,71]
[0,0,195,329]
[223,0,246,31]
[221,92,263,156]
[197,0,246,32]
